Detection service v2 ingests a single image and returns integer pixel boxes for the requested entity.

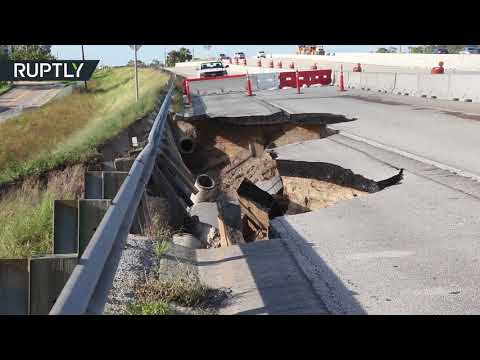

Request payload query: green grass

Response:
[126,300,174,315]
[0,165,84,258]
[0,82,12,95]
[0,67,169,185]
[0,67,169,258]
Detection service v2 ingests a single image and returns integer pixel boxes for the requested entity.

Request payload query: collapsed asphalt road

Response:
[171,67,480,314]
[258,87,480,314]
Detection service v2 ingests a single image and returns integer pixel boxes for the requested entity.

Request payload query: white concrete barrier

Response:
[175,61,207,68]
[183,60,480,104]
[343,71,360,89]
[189,76,247,95]
[251,73,280,90]
[417,74,451,100]
[271,53,480,72]
[449,74,480,102]
[360,72,396,93]
[393,73,420,96]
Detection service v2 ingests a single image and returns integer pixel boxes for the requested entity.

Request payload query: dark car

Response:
[436,48,449,54]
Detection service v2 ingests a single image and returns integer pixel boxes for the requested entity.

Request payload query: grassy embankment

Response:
[0,67,169,258]
[0,82,12,95]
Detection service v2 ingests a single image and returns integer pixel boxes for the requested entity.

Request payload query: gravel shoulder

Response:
[104,234,231,315]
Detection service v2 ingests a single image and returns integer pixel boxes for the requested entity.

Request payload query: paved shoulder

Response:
[196,240,329,315]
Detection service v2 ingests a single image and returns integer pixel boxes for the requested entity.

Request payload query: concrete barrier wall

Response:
[185,61,480,103]
[175,61,207,68]
[361,72,396,93]
[392,73,420,96]
[417,74,451,99]
[449,74,480,102]
[189,76,248,95]
[251,73,280,90]
[347,72,360,88]
[272,53,480,72]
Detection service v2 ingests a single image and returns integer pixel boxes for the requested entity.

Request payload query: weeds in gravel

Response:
[155,240,171,258]
[146,215,174,242]
[135,267,212,308]
[126,300,174,315]
[146,215,181,258]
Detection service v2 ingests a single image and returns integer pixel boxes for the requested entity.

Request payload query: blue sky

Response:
[50,45,402,66]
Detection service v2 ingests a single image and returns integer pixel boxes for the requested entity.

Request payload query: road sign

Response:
[129,45,142,51]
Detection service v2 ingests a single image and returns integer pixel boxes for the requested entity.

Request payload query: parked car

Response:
[234,52,246,59]
[257,51,266,58]
[435,48,449,54]
[196,61,229,78]
[218,53,229,60]
[459,46,480,54]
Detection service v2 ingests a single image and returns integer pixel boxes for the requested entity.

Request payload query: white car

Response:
[196,61,228,78]
[257,51,266,58]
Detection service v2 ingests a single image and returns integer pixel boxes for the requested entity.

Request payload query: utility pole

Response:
[81,45,87,91]
[128,45,142,102]
[10,45,14,85]
[134,46,139,102]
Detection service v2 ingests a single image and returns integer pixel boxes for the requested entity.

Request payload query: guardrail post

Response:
[0,259,29,315]
[131,193,148,235]
[103,172,128,200]
[53,200,79,254]
[114,157,135,172]
[85,171,104,199]
[78,199,111,258]
[29,254,78,315]
[151,165,188,229]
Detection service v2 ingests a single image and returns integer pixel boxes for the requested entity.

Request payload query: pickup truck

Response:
[196,61,229,78]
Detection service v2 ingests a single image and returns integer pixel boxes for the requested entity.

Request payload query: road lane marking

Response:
[334,130,480,183]
[346,250,414,261]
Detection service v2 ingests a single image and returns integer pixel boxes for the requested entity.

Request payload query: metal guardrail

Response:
[49,79,175,315]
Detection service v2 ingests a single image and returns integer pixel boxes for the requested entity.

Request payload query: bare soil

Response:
[282,176,368,214]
